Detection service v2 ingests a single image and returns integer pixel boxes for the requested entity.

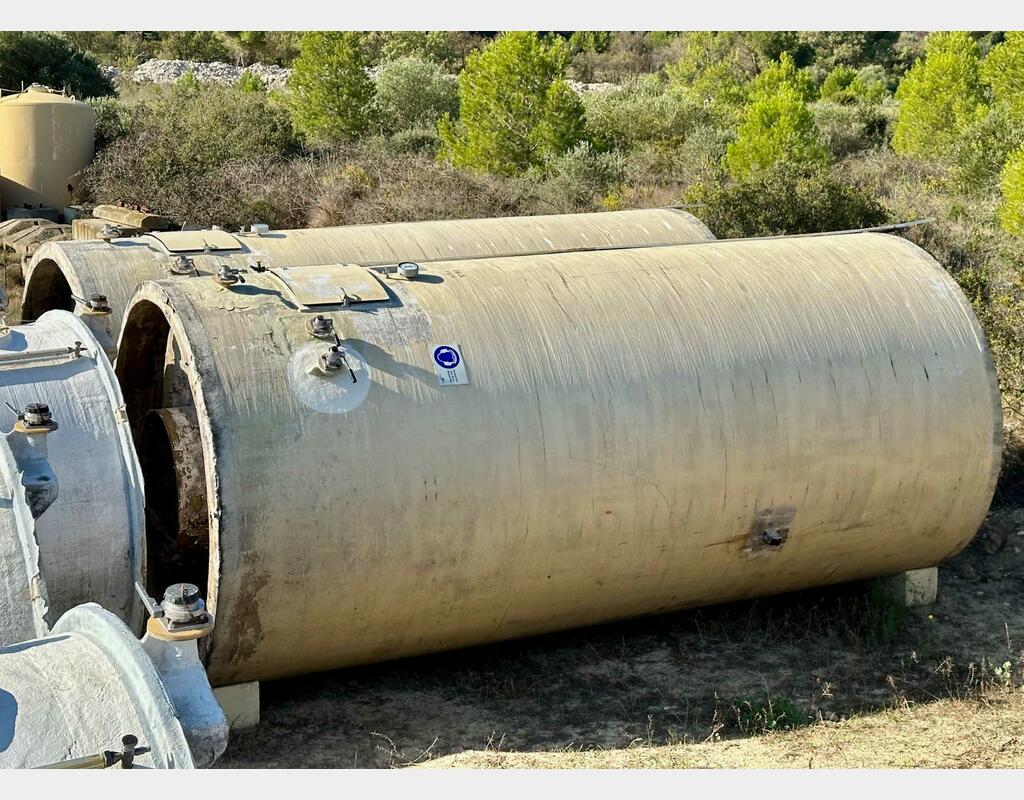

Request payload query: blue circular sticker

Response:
[433,346,461,369]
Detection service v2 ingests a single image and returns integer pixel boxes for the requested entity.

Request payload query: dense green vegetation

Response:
[4,31,1024,479]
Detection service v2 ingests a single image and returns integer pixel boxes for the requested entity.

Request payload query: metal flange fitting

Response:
[319,344,346,373]
[214,264,245,287]
[81,293,111,315]
[14,402,59,434]
[98,223,124,241]
[169,255,196,275]
[136,581,214,641]
[306,314,335,339]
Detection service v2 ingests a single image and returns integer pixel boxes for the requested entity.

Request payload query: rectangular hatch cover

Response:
[269,264,390,306]
[142,229,243,253]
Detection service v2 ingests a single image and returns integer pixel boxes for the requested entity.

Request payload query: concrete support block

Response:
[213,681,260,730]
[869,567,938,607]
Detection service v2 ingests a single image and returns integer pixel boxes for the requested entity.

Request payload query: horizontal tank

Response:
[0,601,226,769]
[0,310,142,645]
[0,85,94,214]
[21,207,714,328]
[114,233,1002,686]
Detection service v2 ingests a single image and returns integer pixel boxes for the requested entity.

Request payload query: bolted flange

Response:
[319,344,346,373]
[169,255,196,276]
[16,402,58,434]
[306,314,335,339]
[214,264,244,287]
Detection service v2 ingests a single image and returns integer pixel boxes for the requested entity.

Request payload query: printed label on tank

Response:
[431,344,469,386]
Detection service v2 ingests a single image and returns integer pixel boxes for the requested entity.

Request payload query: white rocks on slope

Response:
[109,59,292,90]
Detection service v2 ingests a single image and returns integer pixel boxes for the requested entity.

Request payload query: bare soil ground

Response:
[217,505,1024,769]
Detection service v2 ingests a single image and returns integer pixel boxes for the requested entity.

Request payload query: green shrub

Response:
[749,51,817,102]
[812,101,891,159]
[583,77,705,151]
[237,70,267,93]
[949,104,1024,195]
[373,56,458,134]
[300,146,539,228]
[569,31,683,83]
[62,31,158,69]
[725,85,827,179]
[1000,147,1024,236]
[388,126,441,156]
[87,96,136,149]
[981,31,1024,119]
[796,32,903,72]
[358,31,480,72]
[820,65,890,104]
[438,32,585,175]
[686,162,888,238]
[0,31,113,98]
[531,142,625,212]
[666,31,754,117]
[893,31,987,161]
[730,694,811,735]
[289,31,375,142]
[82,83,298,227]
[154,31,231,62]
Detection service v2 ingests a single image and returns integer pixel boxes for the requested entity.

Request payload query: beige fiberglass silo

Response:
[0,85,94,214]
[114,232,1001,686]
[22,207,714,328]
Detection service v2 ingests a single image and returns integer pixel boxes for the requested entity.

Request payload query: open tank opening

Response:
[117,300,211,600]
[20,259,74,321]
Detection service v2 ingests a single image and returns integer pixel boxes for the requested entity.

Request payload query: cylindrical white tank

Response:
[0,601,227,769]
[114,232,1001,686]
[0,85,94,213]
[0,310,142,645]
[22,208,714,328]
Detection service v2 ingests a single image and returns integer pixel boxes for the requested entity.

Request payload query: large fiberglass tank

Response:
[114,232,1001,686]
[0,85,94,214]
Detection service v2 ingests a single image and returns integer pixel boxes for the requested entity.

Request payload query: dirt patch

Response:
[217,504,1024,768]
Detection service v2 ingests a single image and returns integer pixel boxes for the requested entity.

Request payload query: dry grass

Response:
[424,690,1024,768]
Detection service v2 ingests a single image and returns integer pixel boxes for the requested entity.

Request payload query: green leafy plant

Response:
[288,31,375,142]
[893,31,987,160]
[730,694,811,735]
[1000,146,1024,236]
[438,32,585,175]
[725,84,827,179]
[0,31,113,98]
[373,56,458,134]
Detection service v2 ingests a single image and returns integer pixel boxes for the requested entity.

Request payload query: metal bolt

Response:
[761,528,785,547]
[23,403,52,427]
[87,293,110,312]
